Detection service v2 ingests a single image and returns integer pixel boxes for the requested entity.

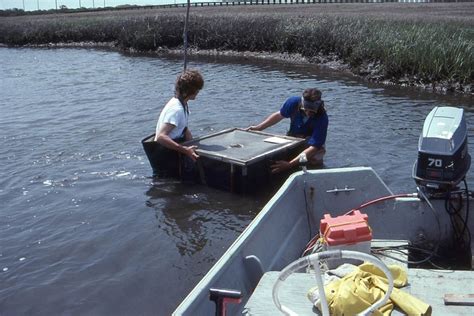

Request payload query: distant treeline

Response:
[0,0,470,17]
[0,4,472,91]
[0,5,142,17]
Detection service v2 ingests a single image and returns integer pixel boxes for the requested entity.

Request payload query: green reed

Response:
[0,12,472,84]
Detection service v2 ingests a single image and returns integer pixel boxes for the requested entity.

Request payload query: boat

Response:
[173,107,474,315]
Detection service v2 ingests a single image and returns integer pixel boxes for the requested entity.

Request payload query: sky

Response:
[0,0,195,11]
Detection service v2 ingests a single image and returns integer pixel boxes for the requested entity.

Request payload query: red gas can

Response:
[319,210,372,268]
[320,210,372,246]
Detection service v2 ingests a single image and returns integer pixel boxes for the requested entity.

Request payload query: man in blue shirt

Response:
[248,88,328,173]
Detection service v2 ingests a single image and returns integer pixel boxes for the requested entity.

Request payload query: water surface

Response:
[0,47,473,315]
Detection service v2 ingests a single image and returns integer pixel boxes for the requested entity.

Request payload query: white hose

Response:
[312,256,329,315]
[272,250,394,316]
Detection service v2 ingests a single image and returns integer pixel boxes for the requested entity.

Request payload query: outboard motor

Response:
[413,106,470,190]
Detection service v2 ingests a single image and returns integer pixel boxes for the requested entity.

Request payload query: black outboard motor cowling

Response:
[413,106,470,190]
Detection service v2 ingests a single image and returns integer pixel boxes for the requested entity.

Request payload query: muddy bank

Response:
[14,40,471,96]
[174,48,472,95]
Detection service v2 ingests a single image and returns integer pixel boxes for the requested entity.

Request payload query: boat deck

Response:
[173,167,474,316]
[244,240,474,315]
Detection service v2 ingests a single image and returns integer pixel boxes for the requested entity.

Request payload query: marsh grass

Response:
[0,6,472,87]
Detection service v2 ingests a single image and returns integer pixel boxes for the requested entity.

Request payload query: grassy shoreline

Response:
[1,4,472,94]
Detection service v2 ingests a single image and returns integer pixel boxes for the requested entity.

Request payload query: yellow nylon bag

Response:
[309,263,432,316]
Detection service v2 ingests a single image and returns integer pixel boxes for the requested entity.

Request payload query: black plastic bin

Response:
[142,128,306,194]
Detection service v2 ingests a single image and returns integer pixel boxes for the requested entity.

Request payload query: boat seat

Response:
[243,271,321,315]
[243,271,410,316]
[243,268,474,315]
[243,240,409,315]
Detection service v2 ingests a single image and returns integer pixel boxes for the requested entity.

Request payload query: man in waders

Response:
[247,88,328,174]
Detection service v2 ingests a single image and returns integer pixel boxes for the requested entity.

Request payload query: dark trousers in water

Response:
[142,135,196,181]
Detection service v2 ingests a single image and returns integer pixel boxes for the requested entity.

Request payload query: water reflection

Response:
[145,181,260,256]
[146,183,208,256]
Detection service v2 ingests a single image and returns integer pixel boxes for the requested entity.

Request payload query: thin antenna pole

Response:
[183,0,191,71]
